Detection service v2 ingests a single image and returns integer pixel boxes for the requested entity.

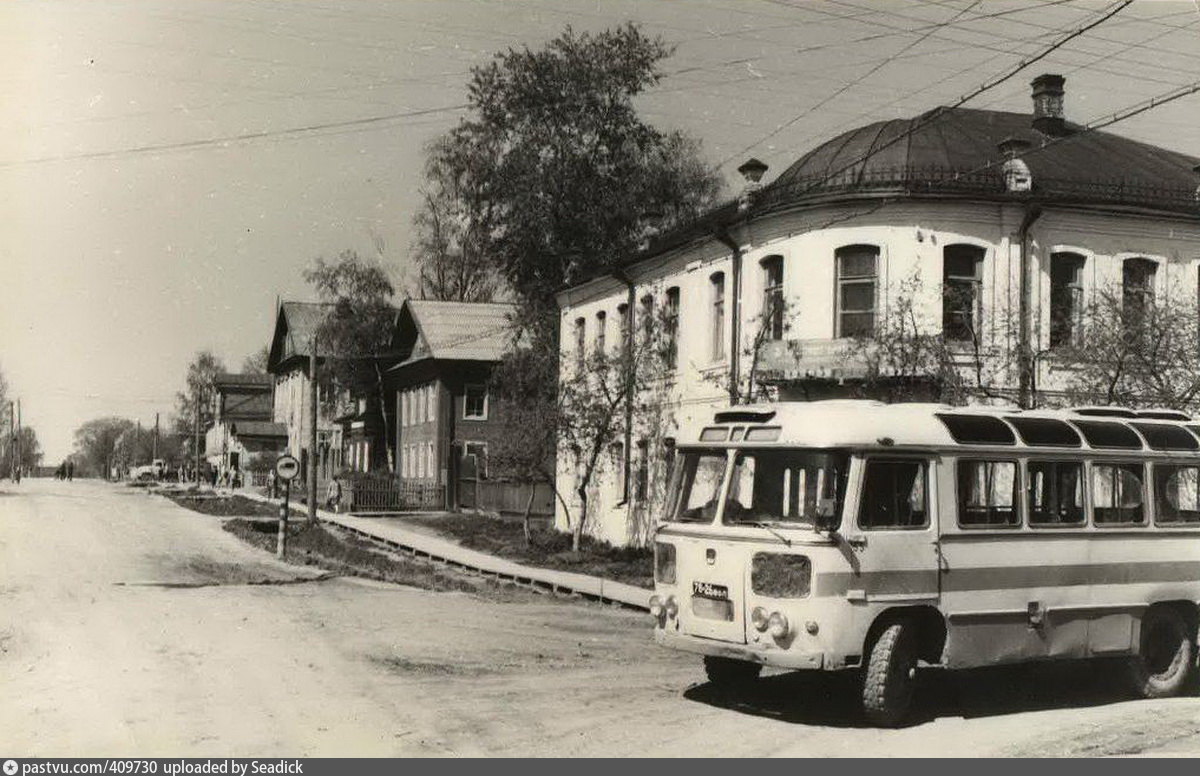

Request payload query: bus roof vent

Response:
[1130,422,1199,451]
[1072,406,1139,419]
[1136,409,1191,421]
[713,410,776,424]
[1069,419,1143,450]
[935,413,1016,445]
[1004,416,1081,447]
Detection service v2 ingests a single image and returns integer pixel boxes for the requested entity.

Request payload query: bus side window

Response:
[1154,464,1200,524]
[1028,460,1085,526]
[957,460,1020,528]
[1092,462,1146,525]
[859,459,928,530]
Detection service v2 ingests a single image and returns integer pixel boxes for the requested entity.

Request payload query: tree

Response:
[423,23,722,336]
[73,417,135,479]
[171,351,226,461]
[412,134,504,303]
[0,426,42,476]
[241,346,270,374]
[304,250,397,470]
[1056,283,1200,411]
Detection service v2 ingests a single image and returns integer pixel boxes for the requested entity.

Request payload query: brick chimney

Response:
[1031,74,1067,136]
[737,157,769,212]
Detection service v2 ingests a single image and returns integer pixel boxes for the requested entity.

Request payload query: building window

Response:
[426,384,437,423]
[943,244,985,342]
[595,310,606,355]
[1123,258,1157,340]
[761,255,784,341]
[427,441,437,481]
[574,316,586,370]
[639,294,654,349]
[464,384,488,420]
[617,303,630,351]
[710,272,726,361]
[401,392,409,428]
[665,287,680,370]
[1049,252,1085,349]
[835,245,878,337]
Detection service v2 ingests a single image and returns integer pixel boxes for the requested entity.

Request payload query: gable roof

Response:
[394,300,518,365]
[213,373,272,389]
[267,301,334,373]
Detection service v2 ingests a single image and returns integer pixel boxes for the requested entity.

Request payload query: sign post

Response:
[274,454,300,558]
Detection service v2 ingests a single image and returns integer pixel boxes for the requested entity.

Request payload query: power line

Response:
[0,103,469,169]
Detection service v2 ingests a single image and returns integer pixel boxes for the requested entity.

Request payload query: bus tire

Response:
[1126,607,1194,699]
[703,656,762,686]
[862,621,919,726]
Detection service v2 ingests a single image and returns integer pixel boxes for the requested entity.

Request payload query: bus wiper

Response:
[745,520,792,547]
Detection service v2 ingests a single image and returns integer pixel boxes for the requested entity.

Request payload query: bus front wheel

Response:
[862,621,919,726]
[1126,606,1194,699]
[703,656,762,686]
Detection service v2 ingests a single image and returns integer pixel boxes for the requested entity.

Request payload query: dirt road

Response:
[2,479,1198,756]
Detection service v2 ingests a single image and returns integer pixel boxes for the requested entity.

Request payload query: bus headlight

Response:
[649,595,664,620]
[750,606,770,632]
[664,595,678,619]
[767,611,790,640]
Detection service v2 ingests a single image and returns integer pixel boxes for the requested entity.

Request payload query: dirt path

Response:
[2,479,1198,756]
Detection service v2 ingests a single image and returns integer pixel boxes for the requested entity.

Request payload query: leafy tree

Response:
[412,134,504,303]
[241,345,270,374]
[1056,283,1200,411]
[305,250,397,470]
[425,23,722,334]
[171,351,226,459]
[73,417,135,479]
[0,426,42,476]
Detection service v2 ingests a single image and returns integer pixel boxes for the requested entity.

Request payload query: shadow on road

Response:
[684,659,1136,728]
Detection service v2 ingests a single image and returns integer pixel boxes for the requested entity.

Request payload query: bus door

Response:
[839,456,940,608]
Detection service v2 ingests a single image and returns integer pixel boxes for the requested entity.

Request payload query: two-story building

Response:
[266,301,342,484]
[556,74,1200,546]
[204,373,286,481]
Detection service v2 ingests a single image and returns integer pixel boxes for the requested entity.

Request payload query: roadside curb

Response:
[236,490,652,611]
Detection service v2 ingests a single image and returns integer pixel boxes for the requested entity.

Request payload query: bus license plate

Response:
[693,581,729,600]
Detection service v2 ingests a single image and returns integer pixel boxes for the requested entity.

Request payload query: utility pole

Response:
[14,398,20,484]
[153,412,159,460]
[193,400,200,487]
[308,334,318,526]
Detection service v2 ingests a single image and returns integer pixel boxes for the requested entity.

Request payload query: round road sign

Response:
[275,454,301,482]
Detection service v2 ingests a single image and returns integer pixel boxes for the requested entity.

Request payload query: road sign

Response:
[275,454,300,482]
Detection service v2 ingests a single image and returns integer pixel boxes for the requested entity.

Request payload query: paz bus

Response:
[650,400,1200,725]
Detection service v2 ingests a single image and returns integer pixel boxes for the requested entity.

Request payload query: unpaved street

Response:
[2,479,1199,757]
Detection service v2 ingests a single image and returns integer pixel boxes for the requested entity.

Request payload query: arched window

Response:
[1050,252,1085,348]
[943,244,985,341]
[595,310,607,355]
[761,255,784,341]
[664,287,680,369]
[1123,258,1157,340]
[574,317,586,369]
[835,245,878,337]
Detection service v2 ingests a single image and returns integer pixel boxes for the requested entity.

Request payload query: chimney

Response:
[1031,74,1067,136]
[636,207,664,252]
[737,157,769,212]
[998,136,1032,192]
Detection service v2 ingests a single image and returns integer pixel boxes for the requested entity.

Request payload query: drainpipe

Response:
[613,267,636,505]
[1017,204,1043,409]
[715,227,742,404]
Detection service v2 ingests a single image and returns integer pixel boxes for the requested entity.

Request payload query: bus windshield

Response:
[668,448,849,527]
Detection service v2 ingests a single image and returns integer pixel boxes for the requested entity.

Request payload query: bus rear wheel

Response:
[862,621,919,726]
[703,656,762,686]
[1126,607,1194,699]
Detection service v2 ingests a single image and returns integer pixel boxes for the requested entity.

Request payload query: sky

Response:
[3,0,1200,462]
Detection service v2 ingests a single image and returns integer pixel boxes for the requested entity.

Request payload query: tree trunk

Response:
[374,362,395,472]
[574,488,587,553]
[522,486,536,547]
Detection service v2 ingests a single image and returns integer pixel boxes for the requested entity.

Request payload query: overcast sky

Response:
[3,0,1199,461]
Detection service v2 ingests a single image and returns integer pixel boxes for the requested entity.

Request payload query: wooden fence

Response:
[342,473,444,512]
[458,478,555,519]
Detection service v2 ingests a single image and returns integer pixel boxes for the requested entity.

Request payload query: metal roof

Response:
[403,300,517,363]
[213,373,272,388]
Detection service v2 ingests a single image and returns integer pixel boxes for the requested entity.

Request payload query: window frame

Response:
[463,384,488,421]
[665,286,680,370]
[462,440,489,480]
[1122,257,1158,342]
[710,272,726,362]
[1152,462,1200,526]
[857,456,931,532]
[955,458,1023,530]
[943,244,985,342]
[1049,252,1085,349]
[761,255,785,341]
[574,316,586,370]
[1088,459,1148,528]
[835,244,879,339]
[1026,458,1087,529]
[595,310,607,355]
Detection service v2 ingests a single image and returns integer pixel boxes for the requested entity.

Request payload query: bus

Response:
[650,400,1200,725]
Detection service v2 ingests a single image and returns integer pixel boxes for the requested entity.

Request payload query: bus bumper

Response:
[654,628,826,670]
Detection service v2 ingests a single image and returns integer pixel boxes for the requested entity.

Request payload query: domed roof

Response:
[759,107,1200,215]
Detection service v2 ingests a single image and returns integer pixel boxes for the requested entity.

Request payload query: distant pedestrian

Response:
[325,475,342,513]
[67,460,73,481]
